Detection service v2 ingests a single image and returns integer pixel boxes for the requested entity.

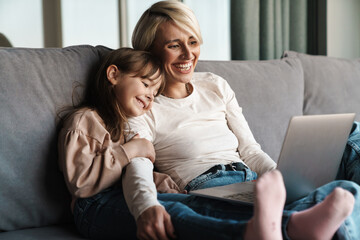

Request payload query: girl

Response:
[58,48,166,212]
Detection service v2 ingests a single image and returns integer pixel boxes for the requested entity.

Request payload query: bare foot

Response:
[244,170,285,240]
[287,187,355,240]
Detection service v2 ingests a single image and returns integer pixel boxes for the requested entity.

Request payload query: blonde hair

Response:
[132,0,203,51]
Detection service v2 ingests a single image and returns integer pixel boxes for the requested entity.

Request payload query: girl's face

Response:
[151,21,200,87]
[107,66,162,117]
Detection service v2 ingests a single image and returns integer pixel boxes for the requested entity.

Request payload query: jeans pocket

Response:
[185,171,222,191]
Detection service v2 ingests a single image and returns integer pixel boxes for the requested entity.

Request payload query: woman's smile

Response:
[173,61,193,73]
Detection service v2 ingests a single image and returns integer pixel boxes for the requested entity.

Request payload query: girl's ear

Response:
[107,65,120,85]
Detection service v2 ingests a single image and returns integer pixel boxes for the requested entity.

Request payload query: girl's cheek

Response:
[146,102,153,111]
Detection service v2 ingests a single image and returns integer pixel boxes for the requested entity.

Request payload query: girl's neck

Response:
[162,82,192,99]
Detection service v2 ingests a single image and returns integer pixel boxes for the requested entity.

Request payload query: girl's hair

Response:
[132,0,203,51]
[59,48,164,142]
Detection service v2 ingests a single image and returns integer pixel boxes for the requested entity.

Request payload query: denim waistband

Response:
[201,162,248,176]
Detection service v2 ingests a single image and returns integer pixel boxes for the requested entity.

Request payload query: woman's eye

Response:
[190,41,198,45]
[142,82,149,87]
[168,45,179,49]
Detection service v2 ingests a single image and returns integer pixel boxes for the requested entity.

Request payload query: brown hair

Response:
[59,48,164,142]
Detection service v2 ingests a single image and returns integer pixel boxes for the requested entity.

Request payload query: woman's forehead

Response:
[156,21,195,43]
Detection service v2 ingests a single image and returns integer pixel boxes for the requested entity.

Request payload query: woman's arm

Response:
[220,75,277,175]
[124,114,179,239]
[122,158,177,240]
[122,157,161,219]
[123,114,162,218]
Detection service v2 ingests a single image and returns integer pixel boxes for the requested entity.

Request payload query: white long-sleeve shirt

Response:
[123,72,276,219]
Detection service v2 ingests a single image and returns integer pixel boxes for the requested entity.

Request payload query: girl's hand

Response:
[123,134,155,163]
[136,206,176,240]
[153,172,187,194]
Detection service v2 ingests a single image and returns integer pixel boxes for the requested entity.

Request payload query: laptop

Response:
[189,113,356,205]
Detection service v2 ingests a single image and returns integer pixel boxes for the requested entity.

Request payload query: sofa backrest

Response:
[3,45,356,231]
[0,45,111,231]
[195,58,304,162]
[283,51,360,122]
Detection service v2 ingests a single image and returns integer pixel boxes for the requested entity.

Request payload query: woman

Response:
[123,1,360,239]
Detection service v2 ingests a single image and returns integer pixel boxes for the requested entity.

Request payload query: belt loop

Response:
[221,164,226,171]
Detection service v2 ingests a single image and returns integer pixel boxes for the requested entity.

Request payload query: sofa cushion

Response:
[0,45,111,231]
[0,224,85,240]
[283,51,360,121]
[196,58,304,162]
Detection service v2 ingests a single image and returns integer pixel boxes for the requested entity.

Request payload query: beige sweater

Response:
[58,109,130,204]
[58,108,175,212]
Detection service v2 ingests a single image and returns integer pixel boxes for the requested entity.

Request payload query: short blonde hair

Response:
[132,0,203,51]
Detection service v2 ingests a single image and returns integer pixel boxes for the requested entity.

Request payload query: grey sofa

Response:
[1,45,360,239]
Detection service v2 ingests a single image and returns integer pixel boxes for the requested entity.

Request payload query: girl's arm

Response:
[59,128,129,198]
[122,134,155,162]
[58,109,132,198]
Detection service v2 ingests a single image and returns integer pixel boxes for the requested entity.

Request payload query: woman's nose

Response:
[181,45,191,59]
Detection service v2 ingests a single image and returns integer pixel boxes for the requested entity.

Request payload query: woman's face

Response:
[151,21,200,86]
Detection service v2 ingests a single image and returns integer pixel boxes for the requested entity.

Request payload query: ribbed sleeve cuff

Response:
[111,144,131,167]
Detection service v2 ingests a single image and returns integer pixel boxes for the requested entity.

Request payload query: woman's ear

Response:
[107,65,120,85]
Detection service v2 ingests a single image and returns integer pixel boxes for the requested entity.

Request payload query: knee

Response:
[163,201,190,215]
[333,180,360,197]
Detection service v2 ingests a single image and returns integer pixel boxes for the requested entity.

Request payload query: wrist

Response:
[122,142,135,159]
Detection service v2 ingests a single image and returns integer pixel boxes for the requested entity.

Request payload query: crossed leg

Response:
[287,187,354,240]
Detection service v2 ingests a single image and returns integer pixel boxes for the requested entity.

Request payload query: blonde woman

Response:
[123,1,360,240]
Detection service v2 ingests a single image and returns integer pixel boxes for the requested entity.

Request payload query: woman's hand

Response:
[136,206,177,240]
[123,134,155,163]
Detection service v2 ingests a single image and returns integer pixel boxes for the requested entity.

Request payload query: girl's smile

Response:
[107,65,162,117]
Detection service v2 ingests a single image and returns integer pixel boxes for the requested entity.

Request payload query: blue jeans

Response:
[184,162,257,191]
[74,165,360,239]
[337,121,360,185]
[73,186,251,240]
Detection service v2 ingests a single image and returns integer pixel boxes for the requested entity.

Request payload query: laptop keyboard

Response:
[224,191,254,203]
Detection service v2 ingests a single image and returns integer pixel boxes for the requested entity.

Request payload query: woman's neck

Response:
[162,82,192,99]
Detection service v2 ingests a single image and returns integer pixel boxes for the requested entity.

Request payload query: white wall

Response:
[327,0,360,58]
[184,0,231,60]
[61,0,119,49]
[126,0,159,47]
[0,0,43,47]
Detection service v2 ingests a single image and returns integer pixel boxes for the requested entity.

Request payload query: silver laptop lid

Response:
[277,113,355,203]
